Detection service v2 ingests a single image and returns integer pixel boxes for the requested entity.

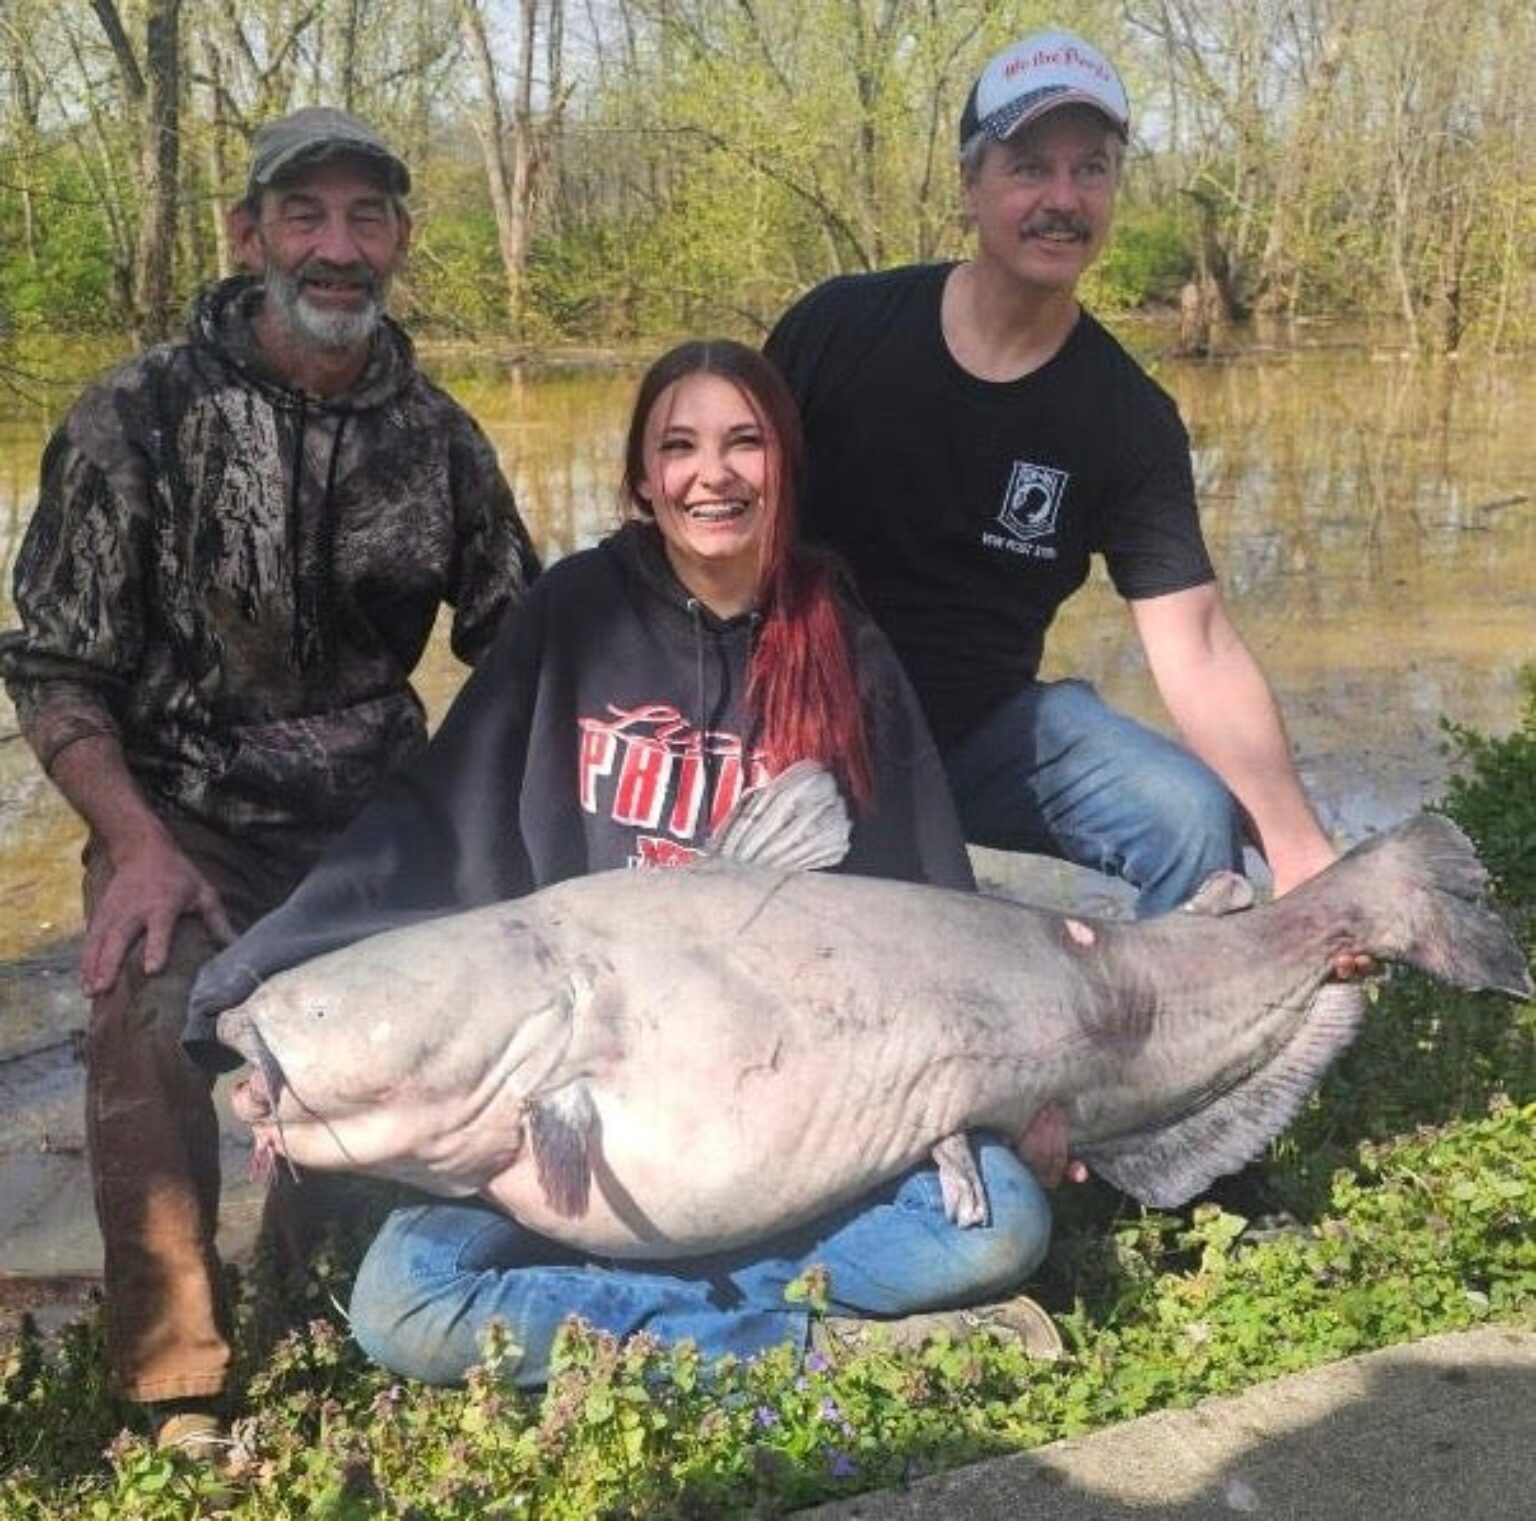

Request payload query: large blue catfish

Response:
[207,766,1531,1258]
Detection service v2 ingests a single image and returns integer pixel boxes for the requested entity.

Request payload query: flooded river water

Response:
[2,328,1531,962]
[0,324,1532,1278]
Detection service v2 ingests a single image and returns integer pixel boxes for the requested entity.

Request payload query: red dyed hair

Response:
[622,339,874,811]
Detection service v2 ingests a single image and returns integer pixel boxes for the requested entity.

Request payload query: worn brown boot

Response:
[813,1291,1064,1361]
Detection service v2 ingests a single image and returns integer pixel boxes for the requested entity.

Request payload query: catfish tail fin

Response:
[1333,814,1531,998]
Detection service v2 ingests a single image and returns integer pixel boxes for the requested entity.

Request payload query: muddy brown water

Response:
[1,327,1532,1280]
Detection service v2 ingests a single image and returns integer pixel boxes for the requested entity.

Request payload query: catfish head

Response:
[213,922,541,1197]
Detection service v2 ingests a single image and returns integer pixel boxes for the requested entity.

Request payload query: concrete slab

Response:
[803,1326,1536,1519]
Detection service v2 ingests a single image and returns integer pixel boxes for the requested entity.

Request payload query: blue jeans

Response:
[945,678,1244,917]
[348,1135,1049,1387]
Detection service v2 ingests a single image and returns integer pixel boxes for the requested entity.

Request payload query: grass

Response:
[2,675,1532,1518]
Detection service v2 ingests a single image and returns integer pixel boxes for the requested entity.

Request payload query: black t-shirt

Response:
[766,263,1215,750]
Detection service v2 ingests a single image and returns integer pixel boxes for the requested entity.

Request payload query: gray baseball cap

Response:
[247,107,411,197]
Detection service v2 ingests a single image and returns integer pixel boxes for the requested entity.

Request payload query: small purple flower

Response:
[754,1405,779,1429]
[827,1449,859,1480]
[804,1350,831,1374]
[370,1383,405,1419]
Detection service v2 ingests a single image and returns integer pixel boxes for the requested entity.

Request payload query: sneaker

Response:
[976,1291,1066,1358]
[152,1408,228,1459]
[813,1291,1063,1361]
[150,1407,238,1510]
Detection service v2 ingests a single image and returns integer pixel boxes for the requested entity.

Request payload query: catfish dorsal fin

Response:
[705,760,852,872]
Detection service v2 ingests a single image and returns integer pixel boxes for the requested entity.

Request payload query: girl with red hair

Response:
[618,338,875,818]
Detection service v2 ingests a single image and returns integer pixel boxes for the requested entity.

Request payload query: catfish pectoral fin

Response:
[1180,871,1255,917]
[526,1082,600,1218]
[932,1132,989,1228]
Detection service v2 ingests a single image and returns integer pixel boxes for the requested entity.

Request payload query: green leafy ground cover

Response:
[2,678,1531,1519]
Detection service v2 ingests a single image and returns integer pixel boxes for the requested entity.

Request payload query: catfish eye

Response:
[310,1004,328,1021]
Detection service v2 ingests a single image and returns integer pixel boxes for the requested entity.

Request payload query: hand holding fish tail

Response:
[1016,1104,1088,1189]
[1329,949,1377,981]
[1263,839,1377,981]
[1183,861,1376,982]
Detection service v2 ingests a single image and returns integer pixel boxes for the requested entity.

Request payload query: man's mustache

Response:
[296,259,382,292]
[1020,215,1092,241]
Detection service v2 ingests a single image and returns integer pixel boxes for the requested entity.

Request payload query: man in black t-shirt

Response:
[768,26,1345,920]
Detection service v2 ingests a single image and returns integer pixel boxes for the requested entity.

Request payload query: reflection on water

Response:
[1,330,1532,958]
[1048,338,1534,847]
[450,365,642,564]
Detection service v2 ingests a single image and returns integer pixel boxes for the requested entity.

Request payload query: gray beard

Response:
[263,263,387,354]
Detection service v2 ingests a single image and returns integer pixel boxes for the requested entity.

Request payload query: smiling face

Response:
[231,155,411,355]
[964,105,1121,295]
[636,372,775,614]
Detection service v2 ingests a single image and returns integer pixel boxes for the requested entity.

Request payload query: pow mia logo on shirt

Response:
[982,460,1068,561]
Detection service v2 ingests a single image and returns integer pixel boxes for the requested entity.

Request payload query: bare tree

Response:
[458,0,568,335]
[1252,3,1358,317]
[0,9,43,268]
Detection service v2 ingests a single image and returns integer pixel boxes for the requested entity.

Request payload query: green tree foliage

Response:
[1125,0,1536,349]
[1082,199,1192,313]
[0,0,1531,347]
[0,161,121,336]
[560,0,1126,334]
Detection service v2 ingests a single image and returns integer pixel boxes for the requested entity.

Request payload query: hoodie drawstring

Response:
[685,599,766,823]
[289,405,350,671]
[685,598,707,745]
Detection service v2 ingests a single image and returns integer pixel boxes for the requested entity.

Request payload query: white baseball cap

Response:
[959,28,1130,150]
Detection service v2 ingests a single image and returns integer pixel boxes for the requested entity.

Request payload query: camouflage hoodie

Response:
[1,275,538,860]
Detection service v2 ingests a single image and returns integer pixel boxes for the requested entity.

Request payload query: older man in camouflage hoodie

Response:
[0,108,539,1452]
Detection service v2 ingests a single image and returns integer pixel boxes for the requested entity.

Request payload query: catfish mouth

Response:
[227,1022,287,1128]
[225,1023,298,1181]
[231,1063,278,1124]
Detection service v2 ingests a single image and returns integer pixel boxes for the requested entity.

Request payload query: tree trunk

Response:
[1254,13,1357,317]
[508,0,542,328]
[132,0,181,343]
[90,0,182,343]
[340,0,362,113]
[459,0,551,336]
[459,0,519,328]
[850,3,882,269]
[202,38,233,275]
[4,34,40,265]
